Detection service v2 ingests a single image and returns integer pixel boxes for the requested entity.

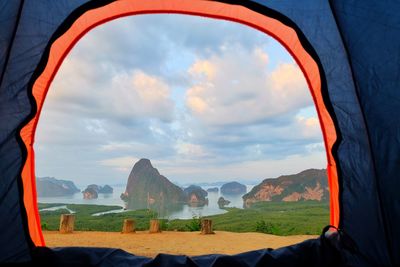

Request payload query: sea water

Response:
[37,185,255,219]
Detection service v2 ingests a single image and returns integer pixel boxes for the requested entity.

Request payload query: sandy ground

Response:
[43,231,316,257]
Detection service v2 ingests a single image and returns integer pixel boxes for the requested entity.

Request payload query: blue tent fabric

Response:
[329,2,400,265]
[0,0,399,266]
[29,228,350,267]
[0,0,34,263]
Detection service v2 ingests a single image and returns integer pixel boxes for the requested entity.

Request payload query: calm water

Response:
[37,185,254,219]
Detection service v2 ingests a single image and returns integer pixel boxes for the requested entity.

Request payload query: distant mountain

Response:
[36,177,80,197]
[243,169,329,207]
[121,159,186,209]
[207,187,219,193]
[182,180,259,187]
[221,182,247,195]
[183,181,226,187]
[99,185,113,194]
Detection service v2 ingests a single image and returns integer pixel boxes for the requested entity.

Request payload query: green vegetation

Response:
[38,203,67,209]
[255,221,276,234]
[39,201,329,235]
[185,216,202,232]
[208,201,329,235]
[39,204,156,231]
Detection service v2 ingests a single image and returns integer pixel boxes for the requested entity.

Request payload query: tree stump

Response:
[59,214,75,234]
[121,219,136,233]
[149,219,161,233]
[201,219,214,235]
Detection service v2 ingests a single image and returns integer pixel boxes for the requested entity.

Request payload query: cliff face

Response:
[121,159,185,210]
[36,177,80,197]
[243,169,329,207]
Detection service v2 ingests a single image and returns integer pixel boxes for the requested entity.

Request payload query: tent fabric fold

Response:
[29,228,353,267]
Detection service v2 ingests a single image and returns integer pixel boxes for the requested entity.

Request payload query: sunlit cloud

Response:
[185,45,310,127]
[108,70,175,122]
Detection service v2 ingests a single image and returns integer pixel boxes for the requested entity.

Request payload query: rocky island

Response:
[184,185,208,206]
[221,182,247,195]
[121,159,186,210]
[217,197,231,208]
[82,184,114,199]
[242,169,328,207]
[82,187,98,199]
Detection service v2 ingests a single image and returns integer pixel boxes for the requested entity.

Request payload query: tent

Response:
[0,0,399,266]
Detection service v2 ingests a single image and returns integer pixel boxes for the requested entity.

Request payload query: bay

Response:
[37,184,255,219]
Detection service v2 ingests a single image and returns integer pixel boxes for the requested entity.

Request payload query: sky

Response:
[34,14,326,187]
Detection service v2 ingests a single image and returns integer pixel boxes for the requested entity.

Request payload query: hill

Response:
[121,159,185,210]
[221,182,247,195]
[36,177,80,197]
[243,169,328,207]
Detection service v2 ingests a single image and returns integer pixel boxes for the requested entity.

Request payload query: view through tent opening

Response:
[33,14,330,255]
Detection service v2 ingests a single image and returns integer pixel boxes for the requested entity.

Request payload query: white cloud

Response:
[85,119,107,135]
[99,142,136,152]
[188,60,217,79]
[269,63,311,111]
[175,142,211,159]
[295,115,321,138]
[99,156,140,172]
[46,59,175,123]
[185,45,311,127]
[158,151,326,182]
[108,70,175,122]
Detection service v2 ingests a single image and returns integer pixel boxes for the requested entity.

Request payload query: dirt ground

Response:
[43,231,316,257]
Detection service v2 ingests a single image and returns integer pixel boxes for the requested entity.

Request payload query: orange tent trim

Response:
[19,0,339,246]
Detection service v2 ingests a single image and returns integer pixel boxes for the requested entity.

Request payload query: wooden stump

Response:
[149,219,161,233]
[121,219,136,233]
[59,214,75,234]
[201,219,214,235]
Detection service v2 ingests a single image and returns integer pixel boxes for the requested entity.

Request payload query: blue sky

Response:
[34,14,325,186]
